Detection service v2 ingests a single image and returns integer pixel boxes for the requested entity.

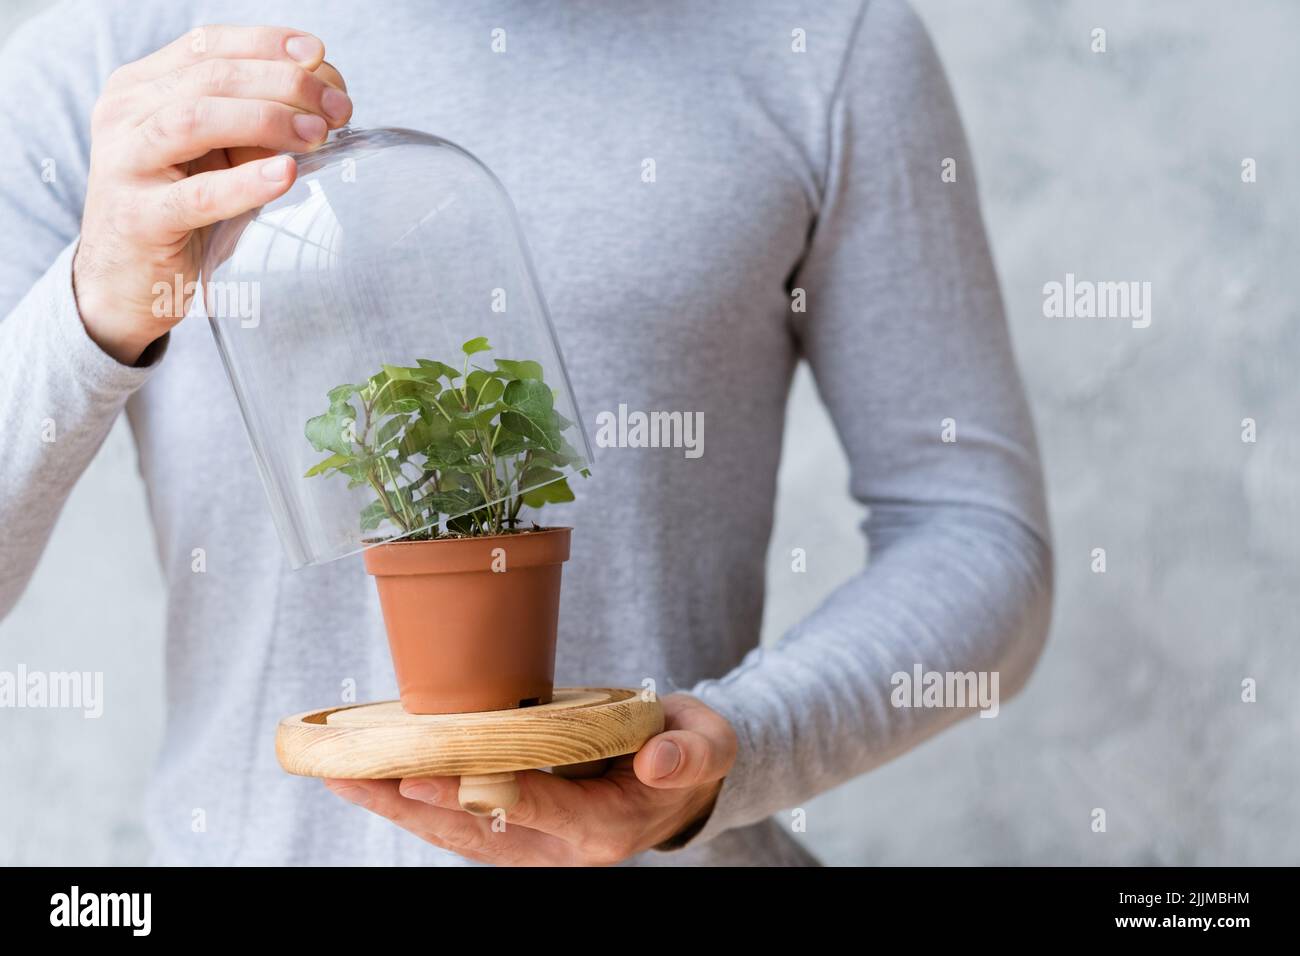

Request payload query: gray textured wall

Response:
[2,0,1296,865]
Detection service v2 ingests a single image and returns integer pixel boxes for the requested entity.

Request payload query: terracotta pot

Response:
[363,528,570,715]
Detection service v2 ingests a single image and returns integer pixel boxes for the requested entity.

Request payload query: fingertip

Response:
[399,776,454,805]
[651,740,682,780]
[285,34,324,68]
[321,86,352,125]
[253,155,296,203]
[292,112,329,147]
[635,736,685,788]
[324,778,371,807]
[316,60,348,93]
[259,154,295,183]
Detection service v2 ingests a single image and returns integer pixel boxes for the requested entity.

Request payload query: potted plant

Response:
[303,337,587,715]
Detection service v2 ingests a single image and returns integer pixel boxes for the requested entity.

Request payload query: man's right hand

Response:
[73,25,352,365]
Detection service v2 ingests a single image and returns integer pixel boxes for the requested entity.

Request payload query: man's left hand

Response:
[323,692,737,865]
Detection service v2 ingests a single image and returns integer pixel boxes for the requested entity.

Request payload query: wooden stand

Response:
[276,687,664,815]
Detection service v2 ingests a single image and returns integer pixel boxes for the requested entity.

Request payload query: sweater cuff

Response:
[44,239,168,392]
[657,672,781,851]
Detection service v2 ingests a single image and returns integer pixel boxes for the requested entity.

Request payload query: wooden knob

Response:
[458,772,519,816]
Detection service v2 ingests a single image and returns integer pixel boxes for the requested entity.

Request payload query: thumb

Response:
[634,726,734,791]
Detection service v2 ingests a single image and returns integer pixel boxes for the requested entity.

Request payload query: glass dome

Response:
[201,127,592,569]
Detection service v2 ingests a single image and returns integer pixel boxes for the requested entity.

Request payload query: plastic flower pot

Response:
[364,528,570,714]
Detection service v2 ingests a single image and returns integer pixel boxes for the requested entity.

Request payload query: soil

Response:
[362,523,547,545]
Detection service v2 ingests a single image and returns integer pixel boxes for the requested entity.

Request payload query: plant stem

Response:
[367,472,407,533]
[507,450,532,526]
[378,456,416,530]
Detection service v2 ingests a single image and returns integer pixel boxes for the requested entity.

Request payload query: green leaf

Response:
[520,465,564,488]
[373,379,430,415]
[467,371,505,406]
[522,476,574,508]
[304,453,348,478]
[398,417,436,458]
[385,363,459,391]
[433,472,463,493]
[416,359,463,382]
[500,379,559,451]
[305,408,356,455]
[361,369,389,402]
[327,383,360,404]
[426,487,486,516]
[360,499,389,532]
[424,441,473,470]
[375,414,410,450]
[381,364,417,381]
[462,336,491,356]
[492,431,531,457]
[501,411,559,450]
[553,438,586,468]
[495,358,544,381]
[432,387,471,414]
[504,378,554,412]
[339,457,375,481]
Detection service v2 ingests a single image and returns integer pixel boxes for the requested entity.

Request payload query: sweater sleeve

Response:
[0,4,167,620]
[680,0,1053,847]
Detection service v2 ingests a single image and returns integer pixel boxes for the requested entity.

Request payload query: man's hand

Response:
[74,25,352,365]
[323,693,738,866]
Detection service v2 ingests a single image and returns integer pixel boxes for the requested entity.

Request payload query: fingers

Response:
[157,154,296,232]
[127,96,328,167]
[127,58,352,129]
[399,770,599,840]
[115,25,325,84]
[486,767,630,838]
[400,770,640,866]
[226,61,347,167]
[324,779,572,866]
[396,775,461,810]
[314,60,347,93]
[398,773,647,866]
[76,26,349,364]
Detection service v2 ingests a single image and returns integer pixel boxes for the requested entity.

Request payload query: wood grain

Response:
[276,687,664,779]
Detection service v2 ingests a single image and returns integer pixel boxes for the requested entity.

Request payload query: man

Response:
[0,0,1052,865]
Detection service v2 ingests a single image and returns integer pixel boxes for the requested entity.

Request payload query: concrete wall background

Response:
[2,0,1296,865]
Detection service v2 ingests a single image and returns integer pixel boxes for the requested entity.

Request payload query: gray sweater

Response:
[0,0,1052,866]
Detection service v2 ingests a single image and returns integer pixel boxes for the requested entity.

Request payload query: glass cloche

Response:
[200,127,592,569]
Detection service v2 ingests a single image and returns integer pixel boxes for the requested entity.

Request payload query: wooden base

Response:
[276,688,664,815]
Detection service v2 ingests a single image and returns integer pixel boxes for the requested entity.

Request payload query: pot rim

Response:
[367,526,572,549]
[362,526,572,576]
